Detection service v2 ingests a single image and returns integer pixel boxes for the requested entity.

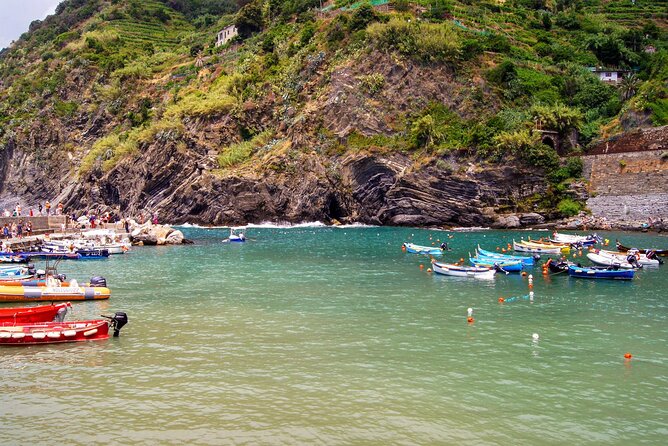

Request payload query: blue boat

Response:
[476,246,536,266]
[470,257,524,272]
[403,242,444,255]
[77,249,110,259]
[567,265,634,280]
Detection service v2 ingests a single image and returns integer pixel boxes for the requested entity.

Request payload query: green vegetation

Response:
[0,0,666,215]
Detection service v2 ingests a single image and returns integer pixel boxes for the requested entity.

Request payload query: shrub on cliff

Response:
[557,198,582,217]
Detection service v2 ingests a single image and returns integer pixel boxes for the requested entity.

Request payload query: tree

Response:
[619,74,640,101]
[235,0,264,38]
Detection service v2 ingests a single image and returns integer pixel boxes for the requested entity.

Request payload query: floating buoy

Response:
[467,308,473,317]
[528,283,533,290]
[401,245,406,251]
[459,258,464,263]
[529,291,534,302]
[532,333,539,341]
[427,268,432,273]
[521,271,527,277]
[496,247,500,251]
[498,297,505,303]
[624,352,632,359]
[502,248,507,252]
[467,317,474,324]
[419,264,424,270]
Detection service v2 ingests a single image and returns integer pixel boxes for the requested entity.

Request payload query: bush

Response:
[217,130,273,168]
[557,198,582,217]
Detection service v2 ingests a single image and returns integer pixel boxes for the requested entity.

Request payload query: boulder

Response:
[494,214,521,228]
[130,224,185,245]
[165,229,184,244]
[519,213,545,226]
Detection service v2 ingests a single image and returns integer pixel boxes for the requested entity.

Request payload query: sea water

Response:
[0,226,666,445]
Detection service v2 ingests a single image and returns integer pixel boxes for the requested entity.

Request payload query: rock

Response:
[519,213,545,226]
[165,229,184,244]
[494,214,521,228]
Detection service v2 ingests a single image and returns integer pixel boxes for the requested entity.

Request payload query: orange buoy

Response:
[521,271,527,277]
[402,245,406,251]
[502,248,507,252]
[459,258,464,263]
[528,283,533,289]
[624,353,632,359]
[498,297,505,303]
[496,247,500,251]
[419,264,424,270]
[427,268,432,273]
[467,317,474,323]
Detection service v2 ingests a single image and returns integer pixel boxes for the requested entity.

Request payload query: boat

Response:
[0,281,111,303]
[544,258,571,274]
[616,241,668,257]
[403,242,445,255]
[431,261,496,279]
[586,252,636,269]
[469,257,524,272]
[0,254,30,264]
[223,228,246,243]
[550,232,600,246]
[513,240,566,255]
[595,249,660,266]
[0,303,70,324]
[76,248,110,259]
[567,264,634,280]
[0,312,128,345]
[476,246,537,266]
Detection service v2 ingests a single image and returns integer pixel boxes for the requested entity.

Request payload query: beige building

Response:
[215,25,238,47]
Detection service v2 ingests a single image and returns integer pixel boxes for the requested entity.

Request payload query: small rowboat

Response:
[403,242,444,255]
[616,241,668,257]
[431,261,496,279]
[594,249,660,266]
[469,257,523,272]
[0,303,71,324]
[551,232,600,246]
[477,246,536,266]
[568,265,634,280]
[0,284,111,303]
[586,252,636,269]
[0,312,128,345]
[513,240,566,255]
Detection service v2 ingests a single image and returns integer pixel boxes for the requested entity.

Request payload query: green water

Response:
[1,226,667,445]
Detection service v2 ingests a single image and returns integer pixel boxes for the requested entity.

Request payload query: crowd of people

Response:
[2,220,33,240]
[2,200,64,218]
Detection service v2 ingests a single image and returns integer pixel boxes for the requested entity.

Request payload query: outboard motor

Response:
[532,254,541,261]
[626,253,642,269]
[646,250,663,264]
[102,312,128,337]
[56,273,67,282]
[89,276,107,287]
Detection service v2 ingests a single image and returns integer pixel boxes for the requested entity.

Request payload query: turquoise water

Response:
[1,226,667,445]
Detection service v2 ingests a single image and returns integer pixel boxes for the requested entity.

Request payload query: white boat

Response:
[513,240,563,255]
[586,252,635,269]
[551,232,600,245]
[431,261,496,279]
[596,249,659,266]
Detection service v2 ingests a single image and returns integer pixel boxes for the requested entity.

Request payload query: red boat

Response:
[0,303,71,324]
[0,312,128,345]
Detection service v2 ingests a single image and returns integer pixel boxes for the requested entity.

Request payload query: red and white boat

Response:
[0,302,71,324]
[0,312,128,345]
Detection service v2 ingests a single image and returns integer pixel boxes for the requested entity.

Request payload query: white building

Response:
[215,25,238,47]
[589,67,630,84]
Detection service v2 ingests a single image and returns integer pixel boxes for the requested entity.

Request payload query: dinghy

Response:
[567,265,634,280]
[0,303,70,324]
[431,261,496,279]
[403,242,445,255]
[0,312,128,345]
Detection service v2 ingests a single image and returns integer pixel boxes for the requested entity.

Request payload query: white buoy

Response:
[529,291,534,302]
[467,307,473,317]
[532,333,540,341]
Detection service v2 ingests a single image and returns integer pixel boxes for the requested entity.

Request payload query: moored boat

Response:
[595,249,660,266]
[586,252,636,269]
[0,312,128,345]
[567,264,634,280]
[470,257,523,272]
[403,242,445,255]
[0,283,111,303]
[0,303,71,324]
[616,241,668,257]
[431,261,496,279]
[513,240,566,255]
[551,232,600,246]
[477,246,536,266]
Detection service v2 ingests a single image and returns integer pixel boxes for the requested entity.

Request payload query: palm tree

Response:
[619,73,639,101]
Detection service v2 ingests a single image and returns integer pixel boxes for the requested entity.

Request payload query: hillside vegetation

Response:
[0,0,666,220]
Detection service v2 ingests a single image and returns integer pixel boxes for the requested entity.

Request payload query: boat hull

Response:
[0,303,70,324]
[567,265,634,280]
[0,319,110,345]
[432,262,496,279]
[0,285,111,303]
[470,257,523,272]
[403,243,443,255]
[586,252,634,269]
[477,246,535,265]
[513,241,565,255]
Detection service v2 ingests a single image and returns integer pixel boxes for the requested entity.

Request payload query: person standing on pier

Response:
[45,200,51,215]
